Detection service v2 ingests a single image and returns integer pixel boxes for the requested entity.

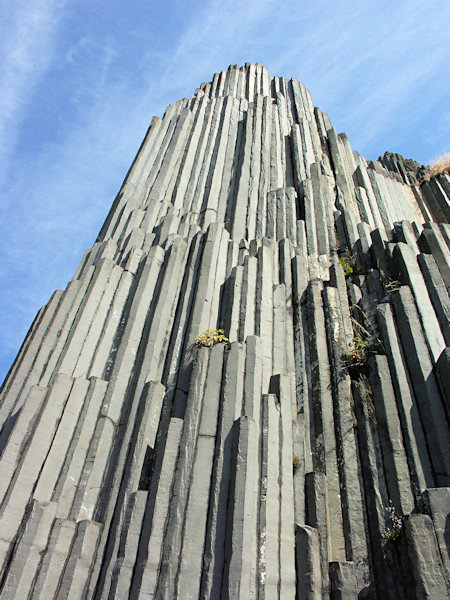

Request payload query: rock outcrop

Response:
[0,63,449,599]
[379,151,427,185]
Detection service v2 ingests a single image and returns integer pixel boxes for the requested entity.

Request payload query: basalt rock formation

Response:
[0,63,449,599]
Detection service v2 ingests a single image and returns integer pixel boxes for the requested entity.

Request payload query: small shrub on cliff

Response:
[292,455,302,473]
[339,250,356,277]
[195,329,229,348]
[347,333,369,368]
[346,314,384,376]
[346,318,372,371]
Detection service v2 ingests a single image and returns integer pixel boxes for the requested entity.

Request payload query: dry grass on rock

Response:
[424,152,450,180]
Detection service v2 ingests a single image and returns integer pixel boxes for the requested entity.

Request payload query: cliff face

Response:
[0,63,448,599]
[379,151,450,224]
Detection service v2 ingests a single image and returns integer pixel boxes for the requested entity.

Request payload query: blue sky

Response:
[0,0,449,383]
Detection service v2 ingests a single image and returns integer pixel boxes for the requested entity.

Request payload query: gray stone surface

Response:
[0,500,57,599]
[352,378,404,600]
[376,302,434,495]
[30,518,77,599]
[322,286,373,593]
[423,487,450,587]
[0,63,448,600]
[222,416,258,600]
[305,472,330,598]
[308,285,346,562]
[295,524,322,599]
[400,514,448,599]
[370,355,415,515]
[329,561,358,600]
[418,252,450,345]
[391,242,445,362]
[108,491,147,599]
[259,393,281,599]
[419,223,450,288]
[435,347,450,419]
[391,286,450,486]
[55,519,101,600]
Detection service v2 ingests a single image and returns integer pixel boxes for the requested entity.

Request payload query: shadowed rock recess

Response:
[0,63,449,599]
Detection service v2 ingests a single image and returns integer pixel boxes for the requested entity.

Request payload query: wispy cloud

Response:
[0,1,66,183]
[265,1,450,159]
[140,0,278,102]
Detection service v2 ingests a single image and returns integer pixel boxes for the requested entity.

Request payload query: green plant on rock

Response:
[339,250,357,277]
[195,328,229,348]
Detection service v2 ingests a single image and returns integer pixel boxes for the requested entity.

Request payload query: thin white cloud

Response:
[150,0,278,96]
[266,1,450,158]
[0,1,66,183]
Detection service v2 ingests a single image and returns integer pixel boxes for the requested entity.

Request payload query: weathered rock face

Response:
[378,151,450,224]
[379,151,427,186]
[0,63,449,599]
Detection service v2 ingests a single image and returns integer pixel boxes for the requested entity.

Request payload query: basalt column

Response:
[0,63,449,600]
